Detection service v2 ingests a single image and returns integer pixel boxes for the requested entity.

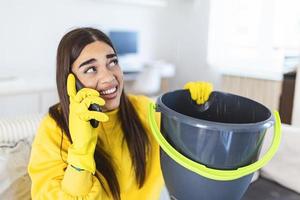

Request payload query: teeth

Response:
[100,87,117,95]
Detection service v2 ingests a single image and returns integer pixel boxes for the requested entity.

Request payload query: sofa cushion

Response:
[260,124,300,193]
[0,139,32,199]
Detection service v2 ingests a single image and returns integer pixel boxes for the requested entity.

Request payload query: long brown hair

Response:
[49,27,150,200]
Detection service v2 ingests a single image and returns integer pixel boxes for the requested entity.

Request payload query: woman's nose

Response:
[98,68,115,84]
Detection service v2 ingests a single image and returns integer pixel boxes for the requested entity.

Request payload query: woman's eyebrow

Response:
[79,58,97,68]
[106,53,117,59]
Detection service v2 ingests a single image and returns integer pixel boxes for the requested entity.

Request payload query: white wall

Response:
[0,0,164,77]
[154,0,221,89]
[0,0,220,90]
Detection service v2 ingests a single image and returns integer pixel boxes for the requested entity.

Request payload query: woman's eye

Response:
[85,66,96,73]
[108,59,118,68]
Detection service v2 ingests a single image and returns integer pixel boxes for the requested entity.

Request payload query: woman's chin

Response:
[100,86,122,112]
[102,100,120,112]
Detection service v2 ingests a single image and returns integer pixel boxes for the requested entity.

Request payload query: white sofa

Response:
[0,114,43,200]
[0,114,299,199]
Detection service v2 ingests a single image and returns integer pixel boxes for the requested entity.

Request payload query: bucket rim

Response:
[156,90,274,132]
[148,103,282,180]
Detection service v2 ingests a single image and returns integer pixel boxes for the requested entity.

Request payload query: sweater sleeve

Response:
[28,114,108,200]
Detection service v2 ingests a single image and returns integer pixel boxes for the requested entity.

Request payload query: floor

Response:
[242,177,300,200]
[159,177,300,200]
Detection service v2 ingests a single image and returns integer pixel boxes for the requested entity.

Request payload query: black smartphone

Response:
[74,75,101,128]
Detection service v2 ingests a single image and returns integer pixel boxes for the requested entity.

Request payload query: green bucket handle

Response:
[148,102,282,181]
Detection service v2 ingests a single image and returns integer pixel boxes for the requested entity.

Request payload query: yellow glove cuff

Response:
[67,146,96,174]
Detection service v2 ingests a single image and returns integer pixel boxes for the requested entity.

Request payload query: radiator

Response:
[0,114,43,144]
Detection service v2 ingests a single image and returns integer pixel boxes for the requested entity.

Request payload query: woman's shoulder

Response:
[127,94,154,111]
[127,94,161,127]
[39,113,60,133]
[33,113,69,149]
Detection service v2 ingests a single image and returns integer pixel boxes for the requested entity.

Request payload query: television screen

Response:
[108,31,138,55]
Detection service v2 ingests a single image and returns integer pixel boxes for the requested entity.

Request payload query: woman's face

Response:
[71,41,123,112]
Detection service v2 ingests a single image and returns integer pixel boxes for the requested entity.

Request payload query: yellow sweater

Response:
[28,95,164,199]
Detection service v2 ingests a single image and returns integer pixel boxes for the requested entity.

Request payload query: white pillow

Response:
[0,139,32,199]
[260,124,300,193]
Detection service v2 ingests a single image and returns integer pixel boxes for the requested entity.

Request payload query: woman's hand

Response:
[66,73,109,174]
[184,81,213,104]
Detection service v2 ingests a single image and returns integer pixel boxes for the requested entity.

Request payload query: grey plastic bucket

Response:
[157,90,273,170]
[149,90,281,200]
[160,149,254,200]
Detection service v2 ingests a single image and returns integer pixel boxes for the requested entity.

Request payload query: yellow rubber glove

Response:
[67,73,109,174]
[184,81,213,104]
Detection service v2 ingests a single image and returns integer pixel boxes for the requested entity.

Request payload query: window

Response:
[208,0,300,80]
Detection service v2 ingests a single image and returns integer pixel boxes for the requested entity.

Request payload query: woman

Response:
[28,27,213,200]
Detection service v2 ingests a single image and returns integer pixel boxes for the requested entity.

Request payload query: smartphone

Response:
[74,75,101,128]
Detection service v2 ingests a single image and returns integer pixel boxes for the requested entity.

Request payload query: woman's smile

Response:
[99,85,118,100]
